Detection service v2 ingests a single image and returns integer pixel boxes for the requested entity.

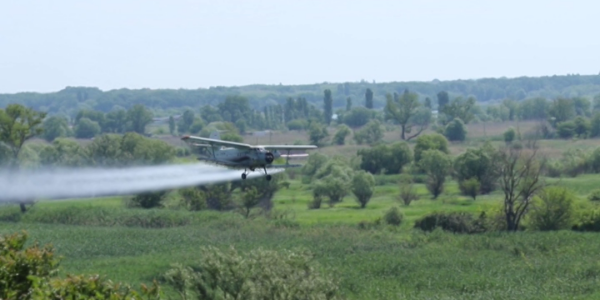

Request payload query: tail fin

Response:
[209,131,221,140]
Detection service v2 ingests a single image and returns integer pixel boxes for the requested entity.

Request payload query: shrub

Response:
[589,190,600,201]
[528,187,575,231]
[444,118,467,141]
[164,246,341,300]
[504,127,516,143]
[414,212,488,234]
[179,188,207,211]
[383,207,404,226]
[572,209,600,232]
[398,174,419,206]
[459,178,481,200]
[127,191,167,209]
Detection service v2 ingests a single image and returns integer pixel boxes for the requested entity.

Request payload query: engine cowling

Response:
[263,152,274,164]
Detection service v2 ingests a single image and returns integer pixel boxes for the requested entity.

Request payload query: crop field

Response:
[3,122,600,299]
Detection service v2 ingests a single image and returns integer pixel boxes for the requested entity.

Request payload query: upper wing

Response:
[261,145,318,150]
[181,135,253,149]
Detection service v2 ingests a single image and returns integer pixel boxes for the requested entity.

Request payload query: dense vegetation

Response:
[3,74,600,298]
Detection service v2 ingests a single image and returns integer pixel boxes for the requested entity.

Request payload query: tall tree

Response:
[0,104,46,167]
[365,88,374,109]
[0,104,46,212]
[41,116,70,141]
[127,104,153,135]
[168,115,175,135]
[346,97,352,111]
[498,142,546,231]
[440,96,476,125]
[178,110,195,133]
[419,150,452,199]
[323,89,333,125]
[437,91,449,110]
[384,91,427,140]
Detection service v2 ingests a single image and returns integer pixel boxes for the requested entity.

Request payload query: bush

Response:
[127,191,167,209]
[398,174,419,206]
[414,212,488,234]
[589,190,600,201]
[572,209,600,232]
[504,127,516,143]
[528,187,575,231]
[383,207,404,226]
[163,246,341,300]
[459,178,481,200]
[444,118,467,142]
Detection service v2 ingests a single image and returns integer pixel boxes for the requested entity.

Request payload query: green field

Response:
[2,171,600,299]
[3,121,600,299]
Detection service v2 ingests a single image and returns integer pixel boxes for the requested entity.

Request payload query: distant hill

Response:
[2,74,599,116]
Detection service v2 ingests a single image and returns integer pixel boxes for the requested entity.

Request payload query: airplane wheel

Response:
[266,175,272,181]
[241,173,247,180]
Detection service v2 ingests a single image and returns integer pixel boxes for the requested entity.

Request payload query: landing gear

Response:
[241,173,247,180]
[263,166,272,181]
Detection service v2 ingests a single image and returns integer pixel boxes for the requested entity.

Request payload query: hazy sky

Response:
[1,0,599,93]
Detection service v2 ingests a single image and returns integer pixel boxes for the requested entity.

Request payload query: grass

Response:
[8,126,600,299]
[2,173,600,299]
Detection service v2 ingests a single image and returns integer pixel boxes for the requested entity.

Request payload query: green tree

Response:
[498,143,546,231]
[351,171,375,208]
[413,133,449,165]
[42,116,70,141]
[453,142,500,194]
[342,107,373,127]
[424,97,432,109]
[178,110,195,133]
[127,104,153,134]
[419,150,452,199]
[74,117,101,138]
[86,134,122,166]
[573,116,590,137]
[239,186,260,218]
[333,124,351,145]
[39,138,87,167]
[358,142,412,174]
[398,174,419,206]
[529,187,575,231]
[557,121,576,139]
[437,91,449,110]
[548,98,575,127]
[0,104,46,167]
[384,91,426,140]
[590,112,600,137]
[308,122,328,146]
[365,88,374,109]
[179,187,207,211]
[346,97,352,111]
[444,118,467,141]
[168,115,176,135]
[504,127,516,143]
[353,119,383,145]
[105,109,128,133]
[440,96,476,125]
[323,89,333,125]
[459,178,481,200]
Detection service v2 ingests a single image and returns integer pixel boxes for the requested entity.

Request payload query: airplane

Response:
[181,132,317,181]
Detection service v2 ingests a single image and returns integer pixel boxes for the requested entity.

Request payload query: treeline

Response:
[3,74,600,116]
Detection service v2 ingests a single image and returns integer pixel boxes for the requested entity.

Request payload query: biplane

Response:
[181,132,317,181]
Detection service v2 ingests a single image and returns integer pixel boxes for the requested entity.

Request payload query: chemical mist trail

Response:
[0,163,283,203]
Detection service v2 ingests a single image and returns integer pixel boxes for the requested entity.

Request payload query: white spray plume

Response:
[0,163,282,203]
